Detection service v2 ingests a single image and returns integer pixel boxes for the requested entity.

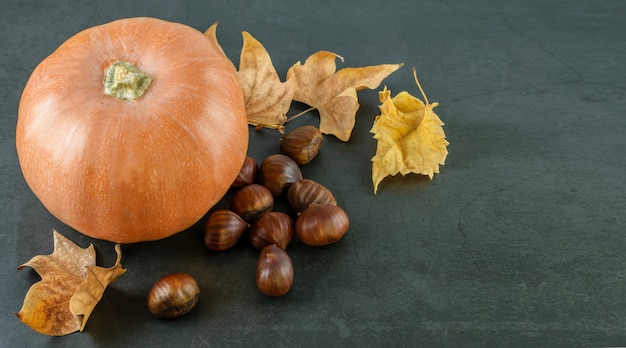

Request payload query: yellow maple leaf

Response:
[204,23,294,132]
[287,51,403,141]
[16,231,125,336]
[370,68,449,194]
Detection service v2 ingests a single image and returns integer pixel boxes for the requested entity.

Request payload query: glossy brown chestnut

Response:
[256,245,294,297]
[204,209,249,251]
[279,125,323,165]
[231,156,258,189]
[250,211,294,250]
[258,154,303,196]
[287,179,337,215]
[147,272,200,319]
[230,184,274,222]
[295,204,349,246]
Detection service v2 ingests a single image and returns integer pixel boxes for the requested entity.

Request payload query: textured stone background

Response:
[1,0,625,346]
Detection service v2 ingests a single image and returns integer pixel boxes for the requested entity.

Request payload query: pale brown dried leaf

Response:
[237,31,294,132]
[204,23,294,132]
[16,231,125,336]
[203,22,229,59]
[287,51,403,141]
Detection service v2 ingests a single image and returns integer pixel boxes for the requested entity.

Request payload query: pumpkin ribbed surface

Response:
[16,17,249,243]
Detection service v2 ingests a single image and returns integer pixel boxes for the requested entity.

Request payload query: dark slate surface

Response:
[1,1,625,346]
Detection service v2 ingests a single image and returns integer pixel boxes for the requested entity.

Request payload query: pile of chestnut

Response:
[146,126,349,319]
[204,125,350,297]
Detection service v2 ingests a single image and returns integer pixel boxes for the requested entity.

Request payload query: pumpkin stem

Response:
[104,62,152,100]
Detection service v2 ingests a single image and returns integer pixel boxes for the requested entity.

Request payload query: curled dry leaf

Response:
[287,52,403,141]
[370,68,449,194]
[204,23,294,132]
[203,22,228,58]
[16,230,125,336]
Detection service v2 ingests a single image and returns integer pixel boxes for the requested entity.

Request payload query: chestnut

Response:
[295,204,349,246]
[204,209,249,251]
[258,154,303,196]
[231,156,258,189]
[249,211,294,250]
[230,184,274,222]
[256,245,294,297]
[147,272,200,319]
[287,179,337,215]
[279,125,323,165]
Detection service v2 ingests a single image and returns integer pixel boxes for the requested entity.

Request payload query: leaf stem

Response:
[285,107,316,123]
[250,122,285,134]
[412,67,429,105]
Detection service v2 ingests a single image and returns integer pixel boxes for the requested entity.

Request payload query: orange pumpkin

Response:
[16,17,249,243]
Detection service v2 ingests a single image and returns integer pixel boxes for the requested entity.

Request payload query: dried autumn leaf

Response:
[204,22,228,58]
[16,230,125,336]
[204,23,294,132]
[370,68,449,194]
[287,51,403,141]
